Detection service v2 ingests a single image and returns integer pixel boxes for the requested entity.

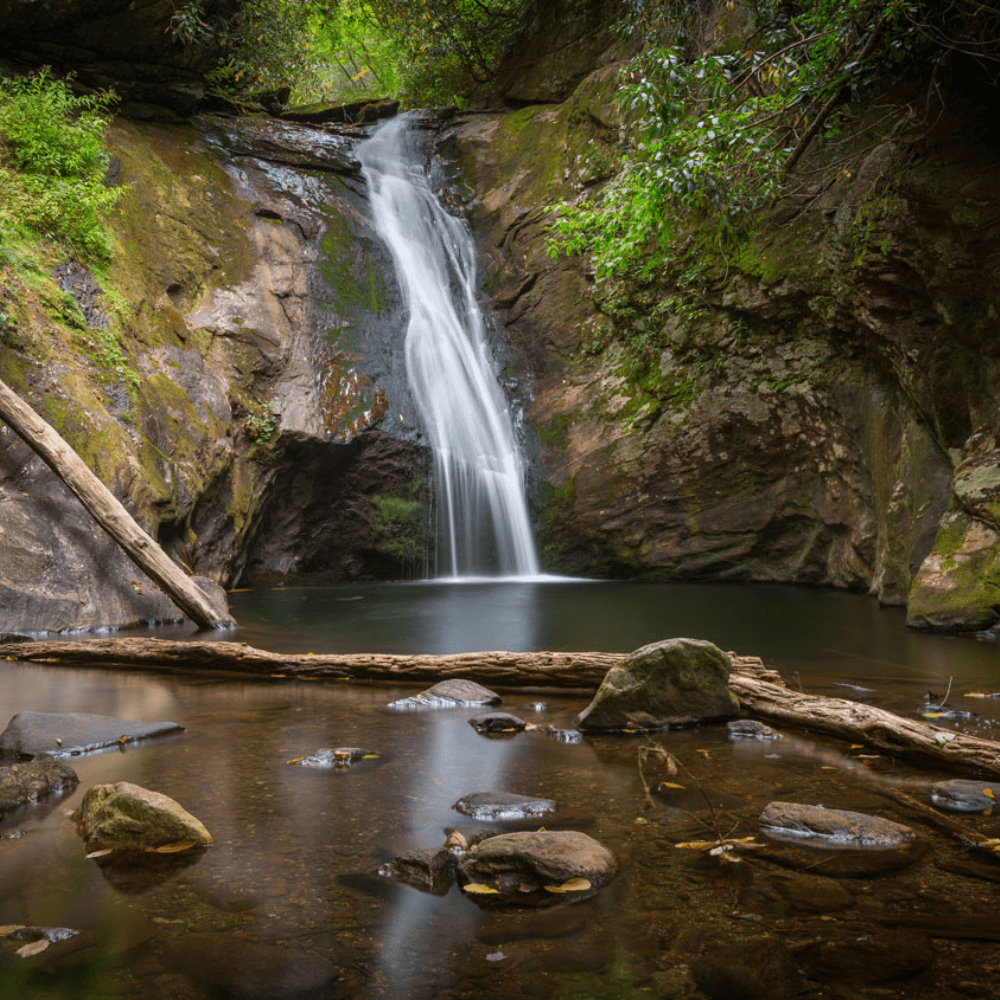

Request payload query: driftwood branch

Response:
[3,637,1000,778]
[0,378,235,630]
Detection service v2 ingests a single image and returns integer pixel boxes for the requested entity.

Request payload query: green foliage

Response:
[0,69,120,262]
[547,0,946,280]
[245,402,279,443]
[372,492,426,565]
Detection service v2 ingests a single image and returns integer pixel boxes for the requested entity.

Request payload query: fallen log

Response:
[3,638,1000,778]
[0,378,235,630]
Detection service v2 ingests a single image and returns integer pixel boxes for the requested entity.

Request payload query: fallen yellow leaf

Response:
[544,877,592,893]
[461,883,499,895]
[145,841,200,854]
[16,939,49,958]
[85,848,113,859]
[984,788,995,799]
[287,757,305,765]
[660,782,685,789]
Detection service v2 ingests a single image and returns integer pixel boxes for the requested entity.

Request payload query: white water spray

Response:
[358,116,540,578]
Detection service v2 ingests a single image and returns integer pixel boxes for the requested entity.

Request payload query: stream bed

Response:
[3,580,1000,998]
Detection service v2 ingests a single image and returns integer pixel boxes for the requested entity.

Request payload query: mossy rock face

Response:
[75,781,213,853]
[576,638,737,732]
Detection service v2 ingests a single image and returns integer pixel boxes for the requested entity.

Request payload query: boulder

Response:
[453,792,556,821]
[929,778,1000,812]
[468,712,527,734]
[0,712,183,759]
[0,758,78,815]
[457,830,617,891]
[576,638,738,732]
[388,678,501,709]
[75,782,212,853]
[759,802,917,849]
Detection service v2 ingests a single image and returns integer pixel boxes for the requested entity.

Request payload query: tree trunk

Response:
[0,379,235,630]
[3,637,1000,777]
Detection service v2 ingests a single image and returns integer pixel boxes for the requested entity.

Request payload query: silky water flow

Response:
[358,116,540,578]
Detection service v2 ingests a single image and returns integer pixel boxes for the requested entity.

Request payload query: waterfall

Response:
[358,115,540,578]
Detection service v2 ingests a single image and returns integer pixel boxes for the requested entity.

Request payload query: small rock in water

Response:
[0,712,184,759]
[75,781,213,853]
[727,719,781,741]
[294,747,379,767]
[0,758,78,816]
[388,678,501,710]
[758,801,917,849]
[453,791,556,822]
[692,937,801,1000]
[391,847,456,894]
[527,702,547,712]
[468,712,527,734]
[929,778,1000,812]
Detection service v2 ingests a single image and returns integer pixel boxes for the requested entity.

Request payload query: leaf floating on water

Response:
[85,849,113,859]
[964,691,1000,698]
[820,766,837,771]
[287,757,305,765]
[362,754,380,759]
[461,883,499,895]
[922,712,944,718]
[0,925,25,938]
[676,840,719,850]
[145,841,200,854]
[659,782,685,790]
[697,749,712,760]
[984,788,996,799]
[17,939,49,958]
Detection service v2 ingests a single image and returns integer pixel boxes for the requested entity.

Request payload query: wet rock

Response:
[295,747,379,767]
[282,98,399,125]
[167,932,336,999]
[797,929,933,985]
[546,726,583,743]
[0,924,92,965]
[763,868,855,912]
[759,801,917,849]
[388,678,501,710]
[576,638,738,732]
[75,782,213,853]
[0,712,184,759]
[468,712,526,734]
[692,938,802,1000]
[728,719,781,741]
[453,791,556,822]
[458,830,617,893]
[392,847,456,893]
[929,778,1000,812]
[0,757,78,816]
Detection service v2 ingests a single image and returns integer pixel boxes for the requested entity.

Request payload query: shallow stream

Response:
[3,581,1000,998]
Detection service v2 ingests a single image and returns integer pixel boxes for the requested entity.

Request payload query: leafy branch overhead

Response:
[549,0,1000,280]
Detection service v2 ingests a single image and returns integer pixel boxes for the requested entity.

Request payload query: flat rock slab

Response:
[458,830,617,891]
[388,679,501,710]
[453,792,556,822]
[577,638,738,732]
[763,868,855,913]
[0,758,78,816]
[75,781,213,853]
[929,778,1000,812]
[0,712,183,758]
[759,801,917,849]
[468,712,527,734]
[168,932,336,998]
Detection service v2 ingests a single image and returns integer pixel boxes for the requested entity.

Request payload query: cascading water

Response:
[358,115,540,578]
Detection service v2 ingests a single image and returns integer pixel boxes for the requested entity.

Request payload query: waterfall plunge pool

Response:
[3,580,1000,998]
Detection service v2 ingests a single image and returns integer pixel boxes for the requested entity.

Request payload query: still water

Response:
[2,581,1000,998]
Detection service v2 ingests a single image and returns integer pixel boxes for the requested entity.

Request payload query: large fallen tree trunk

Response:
[3,636,1000,778]
[0,379,235,630]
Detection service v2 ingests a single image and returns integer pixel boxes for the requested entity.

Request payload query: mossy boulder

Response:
[576,638,738,732]
[75,781,213,853]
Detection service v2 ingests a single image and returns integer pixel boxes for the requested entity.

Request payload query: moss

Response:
[370,492,427,567]
[318,206,387,315]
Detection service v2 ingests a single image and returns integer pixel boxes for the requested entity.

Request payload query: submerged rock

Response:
[453,792,556,822]
[763,868,855,913]
[0,758,78,816]
[758,802,917,849]
[0,712,184,759]
[457,830,617,892]
[75,781,213,853]
[576,638,738,732]
[796,929,933,986]
[693,938,802,1000]
[728,719,781,741]
[468,712,527,734]
[929,778,1000,812]
[388,679,501,710]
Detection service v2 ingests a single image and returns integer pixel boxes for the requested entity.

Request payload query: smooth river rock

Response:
[388,679,501,709]
[453,792,556,822]
[457,830,617,891]
[0,758,78,816]
[295,747,380,767]
[728,719,781,741]
[391,847,456,894]
[75,781,213,853]
[0,712,184,759]
[576,638,738,732]
[468,712,527,734]
[758,801,917,849]
[929,778,1000,812]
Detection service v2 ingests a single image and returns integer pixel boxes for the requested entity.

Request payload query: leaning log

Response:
[3,637,1000,778]
[0,378,235,630]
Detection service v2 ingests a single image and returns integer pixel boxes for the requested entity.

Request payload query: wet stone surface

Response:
[388,678,501,710]
[467,712,526,734]
[758,801,919,849]
[0,757,78,816]
[728,719,782,740]
[452,791,557,821]
[929,778,1000,812]
[0,712,184,758]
